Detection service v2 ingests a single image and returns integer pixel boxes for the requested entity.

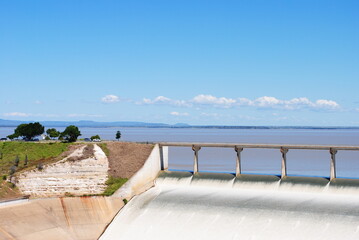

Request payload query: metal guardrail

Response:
[158,142,359,180]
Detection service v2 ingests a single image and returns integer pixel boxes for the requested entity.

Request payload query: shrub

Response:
[9,165,16,175]
[90,135,101,140]
[14,155,20,167]
[64,192,75,197]
[37,163,44,170]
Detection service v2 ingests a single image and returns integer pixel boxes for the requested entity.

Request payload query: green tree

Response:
[7,133,19,140]
[90,135,101,140]
[11,122,44,140]
[116,131,121,141]
[46,128,60,139]
[61,125,81,142]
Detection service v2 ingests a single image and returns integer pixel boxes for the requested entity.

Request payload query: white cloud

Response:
[101,95,120,103]
[142,96,191,107]
[255,96,280,106]
[3,112,30,117]
[253,96,313,109]
[237,98,253,106]
[192,94,236,108]
[140,94,340,111]
[34,100,42,104]
[314,99,339,109]
[170,112,189,116]
[252,96,340,110]
[144,96,171,104]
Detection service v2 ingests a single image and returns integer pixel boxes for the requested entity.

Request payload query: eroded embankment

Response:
[16,144,109,197]
[12,142,153,198]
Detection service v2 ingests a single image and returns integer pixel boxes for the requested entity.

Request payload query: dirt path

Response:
[106,142,154,179]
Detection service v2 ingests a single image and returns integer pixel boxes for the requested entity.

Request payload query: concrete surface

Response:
[113,144,166,200]
[0,196,123,240]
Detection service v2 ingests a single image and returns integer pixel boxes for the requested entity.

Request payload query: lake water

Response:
[1,127,359,178]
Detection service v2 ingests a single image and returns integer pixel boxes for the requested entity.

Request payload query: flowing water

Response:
[100,172,359,240]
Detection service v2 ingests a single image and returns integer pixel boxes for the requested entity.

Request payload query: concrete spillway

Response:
[100,172,359,240]
[0,196,123,240]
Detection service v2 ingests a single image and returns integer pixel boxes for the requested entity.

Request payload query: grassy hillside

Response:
[0,142,73,200]
[0,141,140,199]
[0,142,72,177]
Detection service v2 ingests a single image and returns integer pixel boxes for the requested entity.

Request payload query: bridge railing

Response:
[158,142,359,180]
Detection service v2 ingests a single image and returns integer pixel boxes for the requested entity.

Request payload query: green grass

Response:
[0,142,72,176]
[103,176,128,196]
[98,143,110,157]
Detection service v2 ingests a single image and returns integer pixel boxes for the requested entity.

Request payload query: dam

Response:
[101,142,359,240]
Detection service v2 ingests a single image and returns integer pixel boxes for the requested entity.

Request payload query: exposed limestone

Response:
[16,144,109,197]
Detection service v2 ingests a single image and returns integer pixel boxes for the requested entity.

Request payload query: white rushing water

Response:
[101,173,359,240]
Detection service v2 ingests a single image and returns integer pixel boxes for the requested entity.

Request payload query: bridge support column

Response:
[159,145,168,170]
[192,145,201,174]
[235,146,243,177]
[280,147,288,179]
[330,148,337,181]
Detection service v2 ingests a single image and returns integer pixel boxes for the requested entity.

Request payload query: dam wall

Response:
[100,142,359,240]
[113,144,168,200]
[100,171,359,240]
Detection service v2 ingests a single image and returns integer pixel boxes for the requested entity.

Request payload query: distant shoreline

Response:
[1,118,358,129]
[1,125,359,130]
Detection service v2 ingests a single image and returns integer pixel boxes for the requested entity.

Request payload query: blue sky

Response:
[0,0,358,126]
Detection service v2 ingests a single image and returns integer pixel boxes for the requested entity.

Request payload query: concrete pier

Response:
[159,142,359,182]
